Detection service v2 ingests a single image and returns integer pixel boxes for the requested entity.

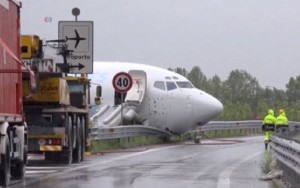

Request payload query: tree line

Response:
[169,66,300,121]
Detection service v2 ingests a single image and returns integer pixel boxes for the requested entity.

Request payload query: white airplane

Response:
[89,61,223,135]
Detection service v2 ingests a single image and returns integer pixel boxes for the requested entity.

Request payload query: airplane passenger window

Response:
[176,81,194,88]
[166,81,177,91]
[154,81,166,90]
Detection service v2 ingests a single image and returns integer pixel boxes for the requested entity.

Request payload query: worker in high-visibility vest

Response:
[276,109,289,133]
[262,109,276,150]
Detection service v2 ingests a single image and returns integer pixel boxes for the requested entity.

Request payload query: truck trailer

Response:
[0,1,32,186]
[21,35,96,164]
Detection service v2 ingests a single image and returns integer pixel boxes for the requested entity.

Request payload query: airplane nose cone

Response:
[209,96,223,116]
[193,91,223,125]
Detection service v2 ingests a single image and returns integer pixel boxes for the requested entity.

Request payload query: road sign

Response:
[58,21,93,73]
[112,72,133,93]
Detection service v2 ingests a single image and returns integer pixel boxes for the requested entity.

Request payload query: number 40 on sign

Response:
[112,72,133,93]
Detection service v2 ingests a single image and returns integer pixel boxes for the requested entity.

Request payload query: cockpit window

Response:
[166,81,177,91]
[176,81,194,88]
[154,81,166,90]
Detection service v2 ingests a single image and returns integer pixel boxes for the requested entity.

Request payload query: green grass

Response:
[260,151,273,174]
[260,150,284,187]
[272,180,282,188]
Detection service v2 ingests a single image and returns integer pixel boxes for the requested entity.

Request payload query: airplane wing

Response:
[74,40,79,48]
[74,30,80,48]
[75,29,79,38]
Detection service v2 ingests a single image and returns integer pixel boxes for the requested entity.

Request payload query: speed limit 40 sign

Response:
[112,72,133,93]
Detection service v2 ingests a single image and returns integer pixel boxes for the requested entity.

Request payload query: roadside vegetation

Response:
[170,67,300,121]
[260,151,283,188]
[261,151,273,174]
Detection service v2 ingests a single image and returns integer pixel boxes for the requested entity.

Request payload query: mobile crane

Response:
[21,35,99,164]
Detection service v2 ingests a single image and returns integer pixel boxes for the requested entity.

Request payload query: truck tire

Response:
[11,137,26,179]
[11,159,24,180]
[63,116,74,165]
[24,145,28,165]
[72,117,82,163]
[61,150,72,165]
[0,136,11,186]
[61,116,73,164]
[81,117,86,161]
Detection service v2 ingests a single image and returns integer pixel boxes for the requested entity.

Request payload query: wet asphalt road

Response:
[8,136,271,188]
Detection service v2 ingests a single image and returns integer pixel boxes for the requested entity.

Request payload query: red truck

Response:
[0,0,35,186]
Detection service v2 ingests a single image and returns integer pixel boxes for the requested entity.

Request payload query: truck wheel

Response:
[0,136,11,186]
[73,118,82,163]
[61,150,72,165]
[11,159,24,180]
[24,145,28,165]
[62,116,73,164]
[81,117,86,161]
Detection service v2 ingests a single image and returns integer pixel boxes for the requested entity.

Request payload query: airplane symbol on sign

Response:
[66,29,86,48]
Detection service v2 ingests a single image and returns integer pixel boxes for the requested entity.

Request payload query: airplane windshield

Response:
[176,81,194,88]
[166,81,177,91]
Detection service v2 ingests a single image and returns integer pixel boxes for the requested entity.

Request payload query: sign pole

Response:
[121,94,123,125]
[112,72,133,126]
[72,7,79,77]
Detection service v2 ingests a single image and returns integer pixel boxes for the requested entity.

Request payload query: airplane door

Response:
[125,70,147,106]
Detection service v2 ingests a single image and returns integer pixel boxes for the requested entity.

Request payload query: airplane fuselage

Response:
[89,62,223,134]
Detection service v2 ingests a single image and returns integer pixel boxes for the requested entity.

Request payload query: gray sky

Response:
[20,0,300,90]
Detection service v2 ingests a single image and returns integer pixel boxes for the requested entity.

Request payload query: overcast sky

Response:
[20,0,300,90]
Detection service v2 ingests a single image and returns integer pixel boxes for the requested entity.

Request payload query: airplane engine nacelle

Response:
[124,109,140,124]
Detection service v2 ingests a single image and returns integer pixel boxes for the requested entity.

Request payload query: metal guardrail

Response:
[90,120,270,140]
[202,120,262,130]
[205,120,300,129]
[269,135,300,188]
[90,120,300,140]
[90,125,172,140]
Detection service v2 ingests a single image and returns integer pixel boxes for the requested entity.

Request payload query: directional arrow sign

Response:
[112,72,133,93]
[58,21,93,74]
[56,63,85,73]
[69,63,85,70]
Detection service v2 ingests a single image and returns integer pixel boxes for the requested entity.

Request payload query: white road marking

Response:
[216,151,262,188]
